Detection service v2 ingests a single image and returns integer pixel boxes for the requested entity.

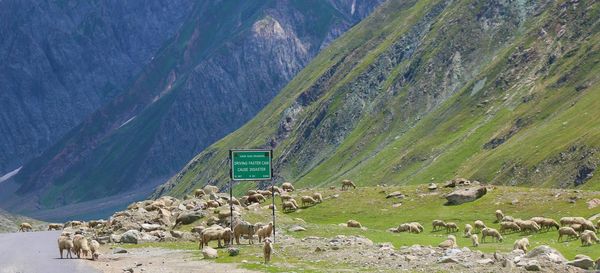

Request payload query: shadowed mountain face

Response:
[157,0,600,198]
[1,0,383,220]
[0,0,196,175]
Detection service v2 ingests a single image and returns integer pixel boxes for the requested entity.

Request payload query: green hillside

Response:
[157,0,600,198]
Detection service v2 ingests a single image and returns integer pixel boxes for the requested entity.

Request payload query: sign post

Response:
[229,149,274,242]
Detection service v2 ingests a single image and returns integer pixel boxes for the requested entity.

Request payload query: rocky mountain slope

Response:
[0,208,44,233]
[2,0,383,219]
[0,0,195,175]
[158,0,600,198]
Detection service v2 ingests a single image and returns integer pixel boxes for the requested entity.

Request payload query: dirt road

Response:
[0,230,100,273]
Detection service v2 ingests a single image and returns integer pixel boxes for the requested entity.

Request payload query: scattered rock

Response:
[566,255,594,270]
[110,234,122,243]
[511,199,519,205]
[201,246,218,259]
[121,230,142,244]
[113,247,128,254]
[428,183,437,191]
[476,258,494,265]
[122,267,134,273]
[587,198,600,209]
[439,257,459,263]
[525,245,566,263]
[523,260,541,271]
[445,187,487,205]
[386,191,405,199]
[141,223,162,232]
[227,247,240,257]
[170,230,183,238]
[176,211,205,226]
[289,225,306,232]
[392,203,402,208]
[315,247,325,252]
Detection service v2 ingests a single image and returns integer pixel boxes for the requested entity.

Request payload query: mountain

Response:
[2,0,383,220]
[157,0,600,198]
[0,0,195,175]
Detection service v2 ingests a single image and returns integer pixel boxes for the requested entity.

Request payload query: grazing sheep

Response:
[57,234,74,259]
[247,190,258,196]
[580,230,600,246]
[282,182,295,192]
[529,217,546,226]
[397,223,420,234]
[540,218,560,231]
[481,228,503,243]
[518,220,540,233]
[89,240,100,260]
[580,220,597,232]
[474,220,486,232]
[513,238,530,253]
[471,234,479,247]
[495,210,504,223]
[48,223,63,231]
[410,222,424,233]
[247,194,266,204]
[18,223,33,232]
[280,194,293,201]
[233,221,255,245]
[438,235,457,249]
[221,228,233,246]
[73,234,90,259]
[347,220,362,228]
[200,227,225,249]
[194,189,205,198]
[464,224,473,237]
[571,223,583,232]
[301,196,317,206]
[257,190,272,197]
[282,201,298,212]
[312,193,323,203]
[501,216,514,222]
[257,222,274,243]
[560,216,586,226]
[557,227,579,242]
[204,185,219,195]
[271,186,283,195]
[432,220,446,231]
[445,222,459,233]
[500,221,521,234]
[341,179,356,190]
[263,237,273,263]
[229,198,241,206]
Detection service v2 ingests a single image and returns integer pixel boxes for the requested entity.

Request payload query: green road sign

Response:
[230,149,272,180]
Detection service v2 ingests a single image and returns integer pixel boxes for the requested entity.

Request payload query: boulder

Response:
[567,255,594,270]
[138,232,159,243]
[110,234,122,243]
[445,186,487,205]
[113,247,128,254]
[227,247,240,256]
[428,183,438,191]
[289,225,306,232]
[176,211,205,226]
[523,260,541,271]
[141,224,163,232]
[202,246,218,259]
[170,230,183,238]
[385,191,405,199]
[525,245,566,263]
[121,230,142,244]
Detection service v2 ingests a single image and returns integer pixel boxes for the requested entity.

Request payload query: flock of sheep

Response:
[388,209,600,253]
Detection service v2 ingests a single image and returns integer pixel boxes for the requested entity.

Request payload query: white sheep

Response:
[438,235,457,249]
[347,220,362,228]
[501,215,514,222]
[397,223,420,234]
[341,179,356,190]
[257,222,274,243]
[18,223,33,232]
[581,230,599,246]
[495,210,504,223]
[481,228,503,243]
[580,219,597,232]
[257,190,272,197]
[559,216,586,226]
[282,182,295,192]
[57,233,74,259]
[432,220,446,231]
[513,238,530,253]
[499,221,521,234]
[518,220,540,233]
[301,196,317,206]
[73,234,90,259]
[445,222,459,233]
[312,192,323,203]
[282,201,298,212]
[471,234,479,247]
[557,227,578,242]
[410,222,424,233]
[89,240,100,260]
[539,218,560,231]
[464,224,473,237]
[247,190,258,196]
[474,220,486,232]
[234,221,255,245]
[263,237,273,263]
[200,226,232,249]
[204,185,219,195]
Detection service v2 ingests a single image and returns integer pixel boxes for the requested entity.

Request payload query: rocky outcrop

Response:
[445,187,487,205]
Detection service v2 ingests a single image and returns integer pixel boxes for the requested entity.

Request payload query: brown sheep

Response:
[347,220,362,228]
[500,221,521,234]
[257,222,274,243]
[301,196,317,206]
[200,227,231,249]
[282,201,298,212]
[206,200,221,208]
[48,223,63,231]
[233,221,255,245]
[263,237,273,263]
[18,223,33,232]
[257,190,272,197]
[432,220,446,231]
[282,182,295,192]
[540,218,560,231]
[341,179,356,190]
[557,227,579,242]
[247,194,266,204]
[445,222,459,233]
[247,190,258,196]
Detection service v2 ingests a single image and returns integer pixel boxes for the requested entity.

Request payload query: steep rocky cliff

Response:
[2,0,382,219]
[0,0,195,175]
[157,0,600,198]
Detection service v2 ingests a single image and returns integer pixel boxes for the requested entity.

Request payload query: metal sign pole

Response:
[271,177,275,244]
[230,179,233,232]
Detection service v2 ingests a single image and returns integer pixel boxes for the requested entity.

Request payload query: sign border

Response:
[229,149,273,181]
